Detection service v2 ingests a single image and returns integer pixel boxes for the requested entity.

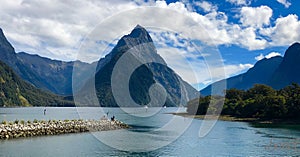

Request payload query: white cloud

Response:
[265,52,281,59]
[194,1,217,13]
[0,0,139,61]
[226,0,251,6]
[157,46,253,90]
[0,0,299,85]
[0,0,243,62]
[277,0,291,8]
[261,14,300,46]
[240,6,273,28]
[224,63,253,76]
[237,27,268,50]
[1,0,293,62]
[255,53,264,61]
[255,52,282,61]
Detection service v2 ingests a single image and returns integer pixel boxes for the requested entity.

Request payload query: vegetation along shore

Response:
[176,83,300,128]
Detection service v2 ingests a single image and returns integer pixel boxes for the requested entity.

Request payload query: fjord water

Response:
[0,107,299,156]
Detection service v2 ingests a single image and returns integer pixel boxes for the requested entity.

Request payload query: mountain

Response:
[201,42,300,95]
[0,60,74,107]
[0,28,19,72]
[270,43,300,89]
[0,28,95,95]
[16,52,96,95]
[79,25,199,107]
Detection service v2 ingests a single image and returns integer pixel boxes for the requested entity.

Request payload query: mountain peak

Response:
[0,28,3,36]
[0,28,17,69]
[285,42,300,54]
[125,24,152,41]
[282,42,300,62]
[134,24,144,29]
[269,42,300,89]
[91,24,198,107]
[256,55,283,64]
[290,42,300,48]
[113,24,153,52]
[0,28,13,49]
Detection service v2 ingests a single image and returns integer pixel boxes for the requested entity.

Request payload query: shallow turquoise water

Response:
[0,107,299,156]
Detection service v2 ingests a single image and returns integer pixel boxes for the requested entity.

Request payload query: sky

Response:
[0,0,299,90]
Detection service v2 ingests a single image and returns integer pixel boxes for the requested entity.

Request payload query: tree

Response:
[279,83,300,118]
[246,84,276,98]
[262,96,287,119]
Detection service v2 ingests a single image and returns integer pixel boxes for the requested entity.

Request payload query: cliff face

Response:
[0,60,73,107]
[0,28,19,73]
[269,43,300,89]
[0,28,95,95]
[92,25,199,107]
[0,26,198,107]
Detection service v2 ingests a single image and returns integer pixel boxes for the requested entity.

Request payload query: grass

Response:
[33,119,38,123]
[1,120,7,125]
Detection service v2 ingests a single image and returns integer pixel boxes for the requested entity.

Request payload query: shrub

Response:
[14,119,19,124]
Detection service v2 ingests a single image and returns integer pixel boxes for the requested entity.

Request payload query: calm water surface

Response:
[0,107,299,156]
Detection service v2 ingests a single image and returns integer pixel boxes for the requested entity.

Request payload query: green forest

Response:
[187,84,300,120]
[0,61,74,107]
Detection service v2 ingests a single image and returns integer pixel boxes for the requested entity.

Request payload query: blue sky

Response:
[0,0,299,90]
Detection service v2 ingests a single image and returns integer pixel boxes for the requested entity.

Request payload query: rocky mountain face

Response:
[201,42,300,95]
[0,28,19,73]
[269,43,300,89]
[0,60,74,107]
[0,28,95,95]
[81,25,199,107]
[0,26,198,107]
[16,52,96,95]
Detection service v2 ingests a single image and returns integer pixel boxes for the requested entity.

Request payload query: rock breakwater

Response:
[0,119,129,139]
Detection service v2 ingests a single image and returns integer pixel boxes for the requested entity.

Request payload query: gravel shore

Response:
[0,119,129,139]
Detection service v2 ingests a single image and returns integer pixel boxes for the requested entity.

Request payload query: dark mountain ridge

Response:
[0,60,73,107]
[201,42,300,95]
[0,28,96,95]
[270,42,300,89]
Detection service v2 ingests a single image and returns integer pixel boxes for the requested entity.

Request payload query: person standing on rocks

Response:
[111,116,115,121]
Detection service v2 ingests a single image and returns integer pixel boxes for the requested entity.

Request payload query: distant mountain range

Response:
[201,42,300,95]
[1,25,299,106]
[0,28,95,95]
[0,26,198,107]
[0,60,74,107]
